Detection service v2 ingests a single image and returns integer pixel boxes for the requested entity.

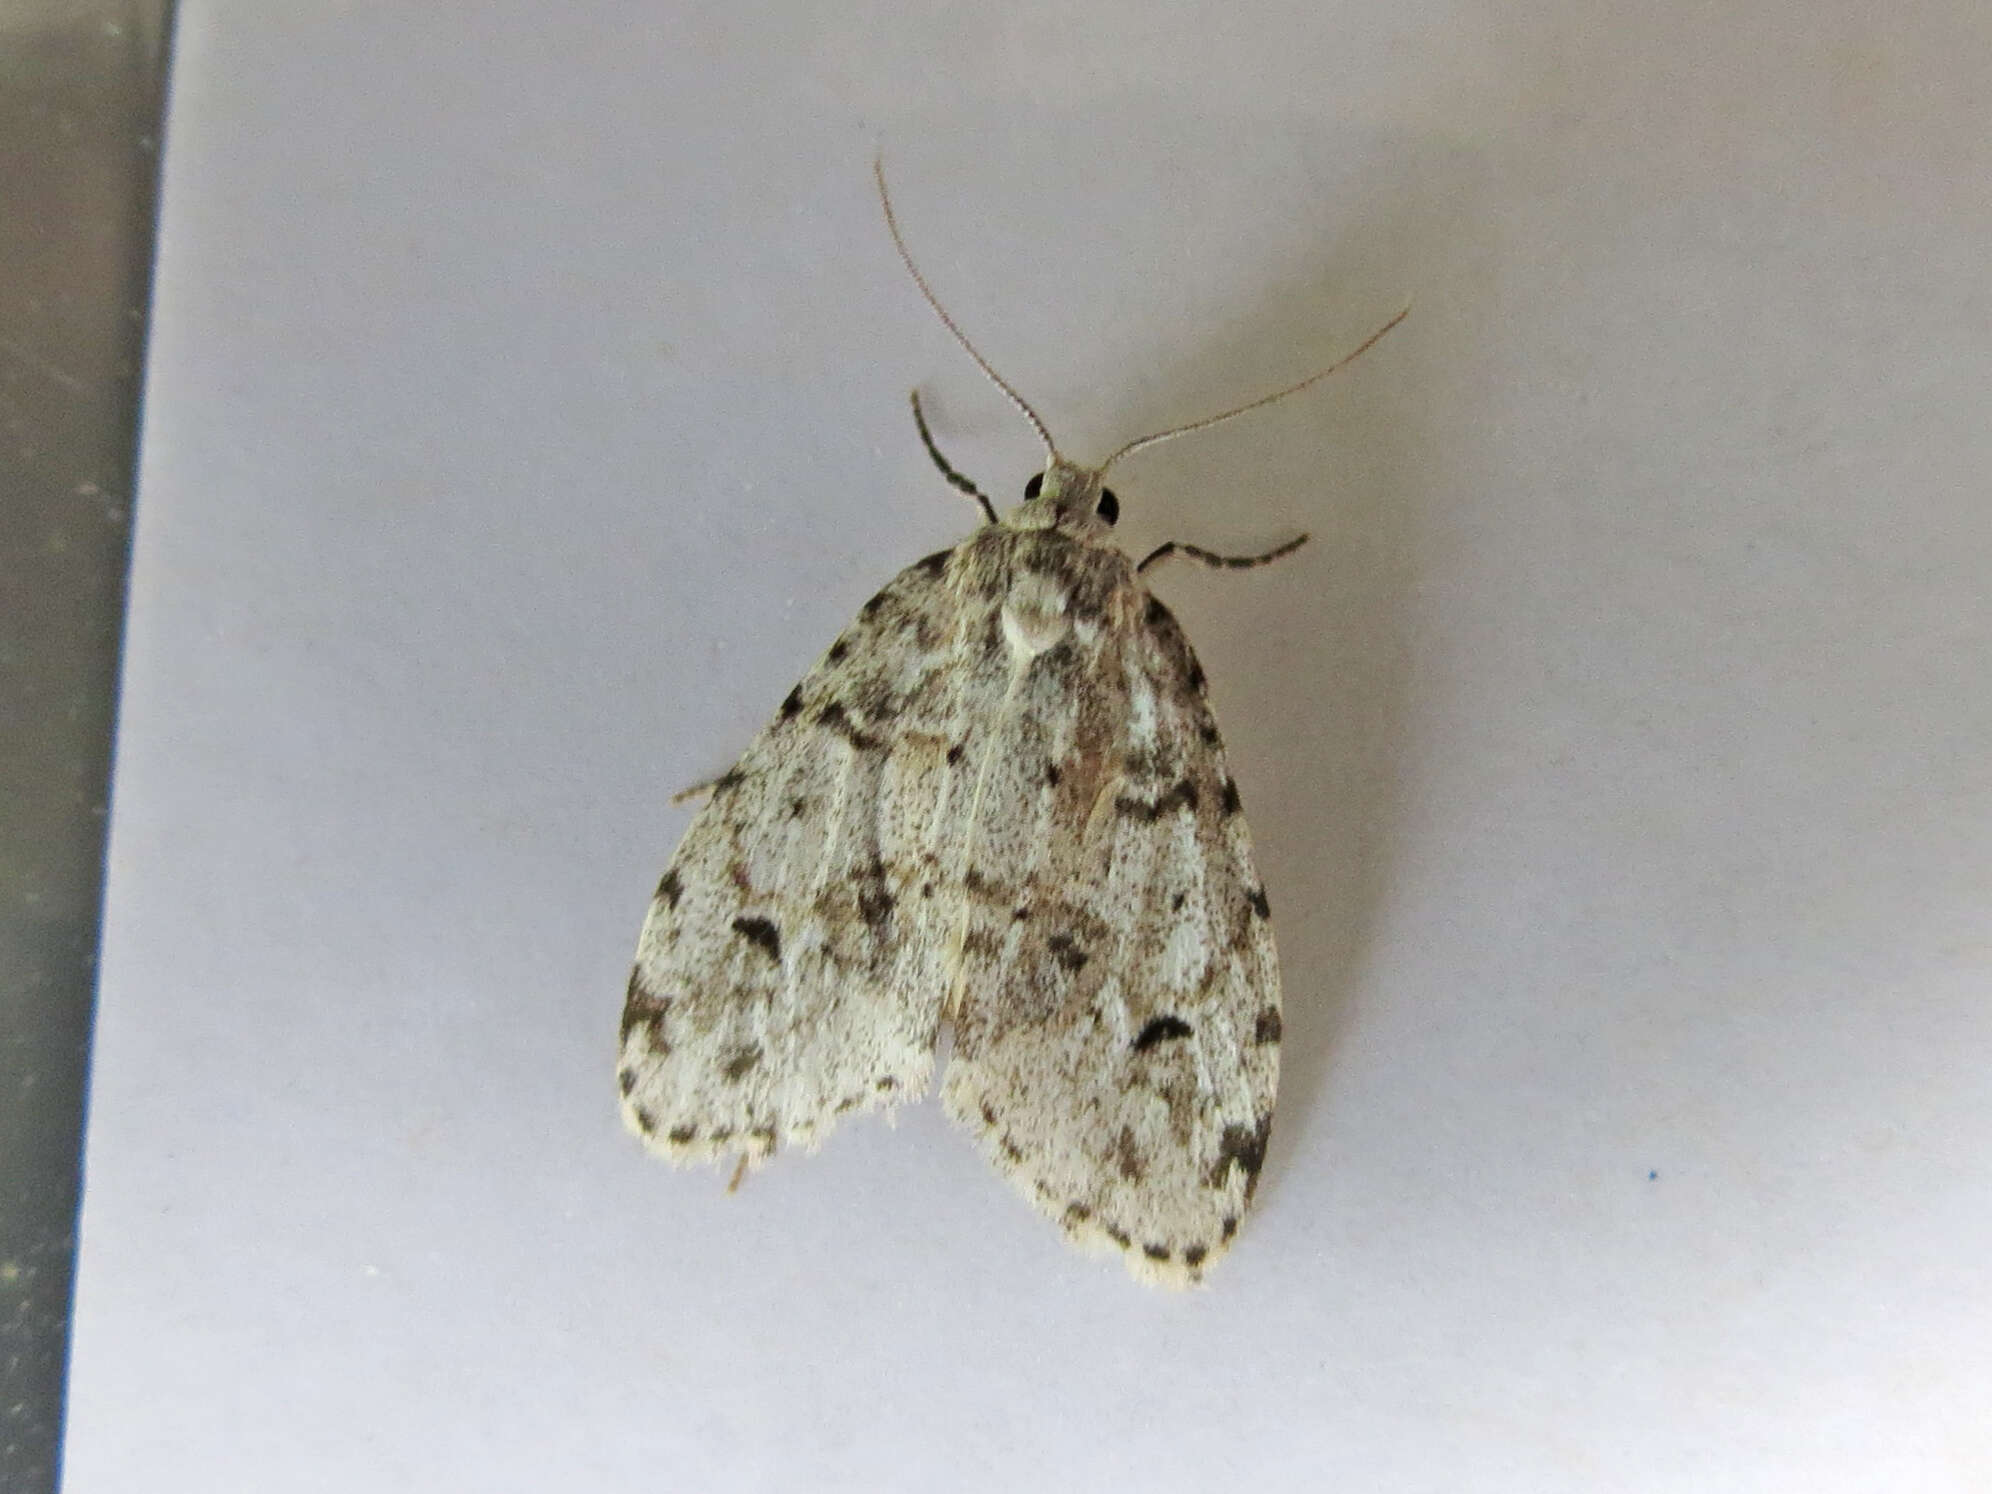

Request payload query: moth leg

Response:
[670,773,724,805]
[910,389,999,526]
[1136,533,1309,576]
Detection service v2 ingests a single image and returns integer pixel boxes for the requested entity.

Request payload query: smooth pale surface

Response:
[70,2,1992,1490]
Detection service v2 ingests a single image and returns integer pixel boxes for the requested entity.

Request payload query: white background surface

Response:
[69,2,1992,1489]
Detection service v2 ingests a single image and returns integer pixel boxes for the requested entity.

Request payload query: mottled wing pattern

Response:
[619,546,979,1169]
[937,549,1282,1287]
[621,523,1281,1287]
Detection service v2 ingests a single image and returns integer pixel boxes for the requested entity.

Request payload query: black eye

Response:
[1024,472,1044,499]
[1096,488,1119,525]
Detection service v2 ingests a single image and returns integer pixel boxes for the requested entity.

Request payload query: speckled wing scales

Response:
[618,546,976,1170]
[938,575,1282,1289]
[621,524,1282,1288]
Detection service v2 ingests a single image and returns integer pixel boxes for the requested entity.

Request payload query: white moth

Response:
[619,161,1405,1287]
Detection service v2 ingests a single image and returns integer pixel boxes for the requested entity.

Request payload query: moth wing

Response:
[619,546,977,1171]
[941,589,1282,1287]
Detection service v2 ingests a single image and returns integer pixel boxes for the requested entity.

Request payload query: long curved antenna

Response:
[1100,302,1410,472]
[874,155,1058,460]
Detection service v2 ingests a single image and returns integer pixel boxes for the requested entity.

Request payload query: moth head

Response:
[1017,459,1119,537]
[876,157,1408,547]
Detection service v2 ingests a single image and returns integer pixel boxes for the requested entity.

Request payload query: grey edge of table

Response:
[1,5,172,1489]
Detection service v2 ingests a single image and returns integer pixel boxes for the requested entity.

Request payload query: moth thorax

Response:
[1000,572,1071,660]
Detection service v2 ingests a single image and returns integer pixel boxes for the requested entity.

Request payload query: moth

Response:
[619,161,1404,1287]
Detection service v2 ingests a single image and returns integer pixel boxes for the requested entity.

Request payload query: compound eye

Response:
[1096,488,1119,525]
[1024,472,1044,500]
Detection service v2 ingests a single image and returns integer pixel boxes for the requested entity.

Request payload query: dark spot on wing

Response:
[857,880,895,933]
[1063,1202,1091,1226]
[632,1105,656,1133]
[1132,1014,1195,1052]
[980,1102,999,1127]
[1183,1243,1208,1268]
[914,548,951,577]
[1106,1225,1132,1249]
[1145,595,1171,627]
[1220,1215,1238,1241]
[721,1043,763,1082]
[946,741,965,765]
[621,968,672,1047]
[1044,763,1062,788]
[1198,719,1222,747]
[1248,885,1271,920]
[668,1124,698,1144]
[1143,1243,1170,1262]
[1208,1115,1273,1198]
[1047,934,1089,972]
[1012,905,1031,922]
[1254,1007,1282,1044]
[815,701,880,750]
[1116,779,1199,820]
[731,916,782,963]
[1220,776,1242,815]
[875,1076,898,1091]
[617,1068,636,1096]
[712,766,748,796]
[1186,659,1206,693]
[655,869,684,908]
[1114,1126,1145,1182]
[1001,1136,1024,1163]
[826,638,849,664]
[779,685,804,719]
[1171,892,1185,911]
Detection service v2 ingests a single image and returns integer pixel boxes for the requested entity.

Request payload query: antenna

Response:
[874,155,1059,460]
[1099,303,1410,472]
